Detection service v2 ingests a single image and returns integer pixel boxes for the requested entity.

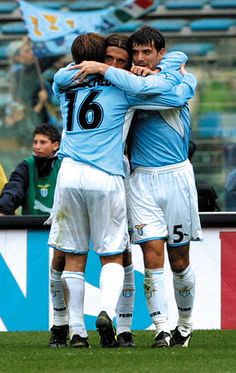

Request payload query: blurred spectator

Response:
[0,162,7,192]
[189,140,220,212]
[225,169,236,211]
[5,39,51,145]
[42,54,71,130]
[0,123,61,216]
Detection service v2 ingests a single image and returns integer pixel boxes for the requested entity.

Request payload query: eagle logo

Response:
[38,184,50,198]
[135,224,146,236]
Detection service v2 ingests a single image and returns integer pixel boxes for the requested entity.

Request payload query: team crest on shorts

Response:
[122,289,133,298]
[135,224,146,236]
[38,184,50,197]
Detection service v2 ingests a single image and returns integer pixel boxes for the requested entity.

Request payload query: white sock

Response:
[173,265,195,336]
[62,271,87,339]
[99,263,125,321]
[144,268,170,336]
[116,264,135,335]
[50,267,68,326]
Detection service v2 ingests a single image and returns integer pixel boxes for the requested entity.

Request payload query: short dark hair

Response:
[128,26,165,52]
[33,124,61,143]
[71,32,106,64]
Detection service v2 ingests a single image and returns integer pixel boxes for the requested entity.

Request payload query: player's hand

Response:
[68,61,109,82]
[130,65,155,76]
[180,63,187,75]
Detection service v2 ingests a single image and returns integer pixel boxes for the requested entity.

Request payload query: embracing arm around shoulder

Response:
[127,72,197,108]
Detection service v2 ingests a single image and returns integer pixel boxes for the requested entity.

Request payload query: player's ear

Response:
[159,48,166,58]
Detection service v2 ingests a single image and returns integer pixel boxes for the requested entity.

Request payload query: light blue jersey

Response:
[103,52,196,169]
[158,51,188,71]
[53,52,196,176]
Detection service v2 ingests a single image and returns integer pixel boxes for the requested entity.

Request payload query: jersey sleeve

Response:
[104,66,182,95]
[127,73,197,108]
[53,63,77,90]
[158,51,188,71]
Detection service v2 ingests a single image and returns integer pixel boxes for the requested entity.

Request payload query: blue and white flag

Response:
[18,0,158,56]
[18,0,158,41]
[18,0,110,42]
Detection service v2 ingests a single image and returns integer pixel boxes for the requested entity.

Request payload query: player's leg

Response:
[96,253,125,348]
[129,169,171,347]
[167,244,195,347]
[62,252,90,348]
[115,154,135,347]
[116,250,135,347]
[165,161,201,347]
[89,171,127,348]
[49,249,68,348]
[48,158,91,348]
[141,239,172,348]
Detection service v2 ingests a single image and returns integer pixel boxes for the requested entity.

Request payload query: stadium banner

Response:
[18,0,158,56]
[18,0,158,39]
[0,227,236,332]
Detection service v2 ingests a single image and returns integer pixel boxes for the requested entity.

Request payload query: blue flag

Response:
[18,0,109,41]
[18,0,158,56]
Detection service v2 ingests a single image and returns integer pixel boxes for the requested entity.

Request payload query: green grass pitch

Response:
[0,330,236,372]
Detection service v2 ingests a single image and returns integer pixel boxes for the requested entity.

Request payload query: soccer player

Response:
[104,34,135,348]
[127,26,201,348]
[74,26,202,348]
[103,34,191,348]
[48,34,134,349]
[0,123,61,215]
[48,32,197,348]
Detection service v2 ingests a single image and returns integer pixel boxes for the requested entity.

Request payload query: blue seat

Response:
[169,42,215,56]
[146,19,187,32]
[68,1,112,11]
[113,21,142,33]
[191,18,236,31]
[0,44,9,60]
[164,0,206,10]
[0,3,18,13]
[211,0,236,9]
[199,112,222,138]
[29,2,66,10]
[1,22,27,35]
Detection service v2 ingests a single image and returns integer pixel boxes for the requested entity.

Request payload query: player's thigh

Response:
[165,166,202,246]
[87,172,128,256]
[48,160,91,253]
[129,172,167,244]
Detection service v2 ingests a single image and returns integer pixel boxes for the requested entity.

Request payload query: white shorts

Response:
[129,160,202,246]
[48,158,128,255]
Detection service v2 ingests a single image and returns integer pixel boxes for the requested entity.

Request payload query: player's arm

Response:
[130,51,188,76]
[157,51,188,72]
[128,72,197,108]
[72,61,183,94]
[53,63,78,89]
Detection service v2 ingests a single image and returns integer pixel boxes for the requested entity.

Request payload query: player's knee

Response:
[168,246,189,273]
[170,260,189,273]
[52,250,65,272]
[173,265,195,291]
